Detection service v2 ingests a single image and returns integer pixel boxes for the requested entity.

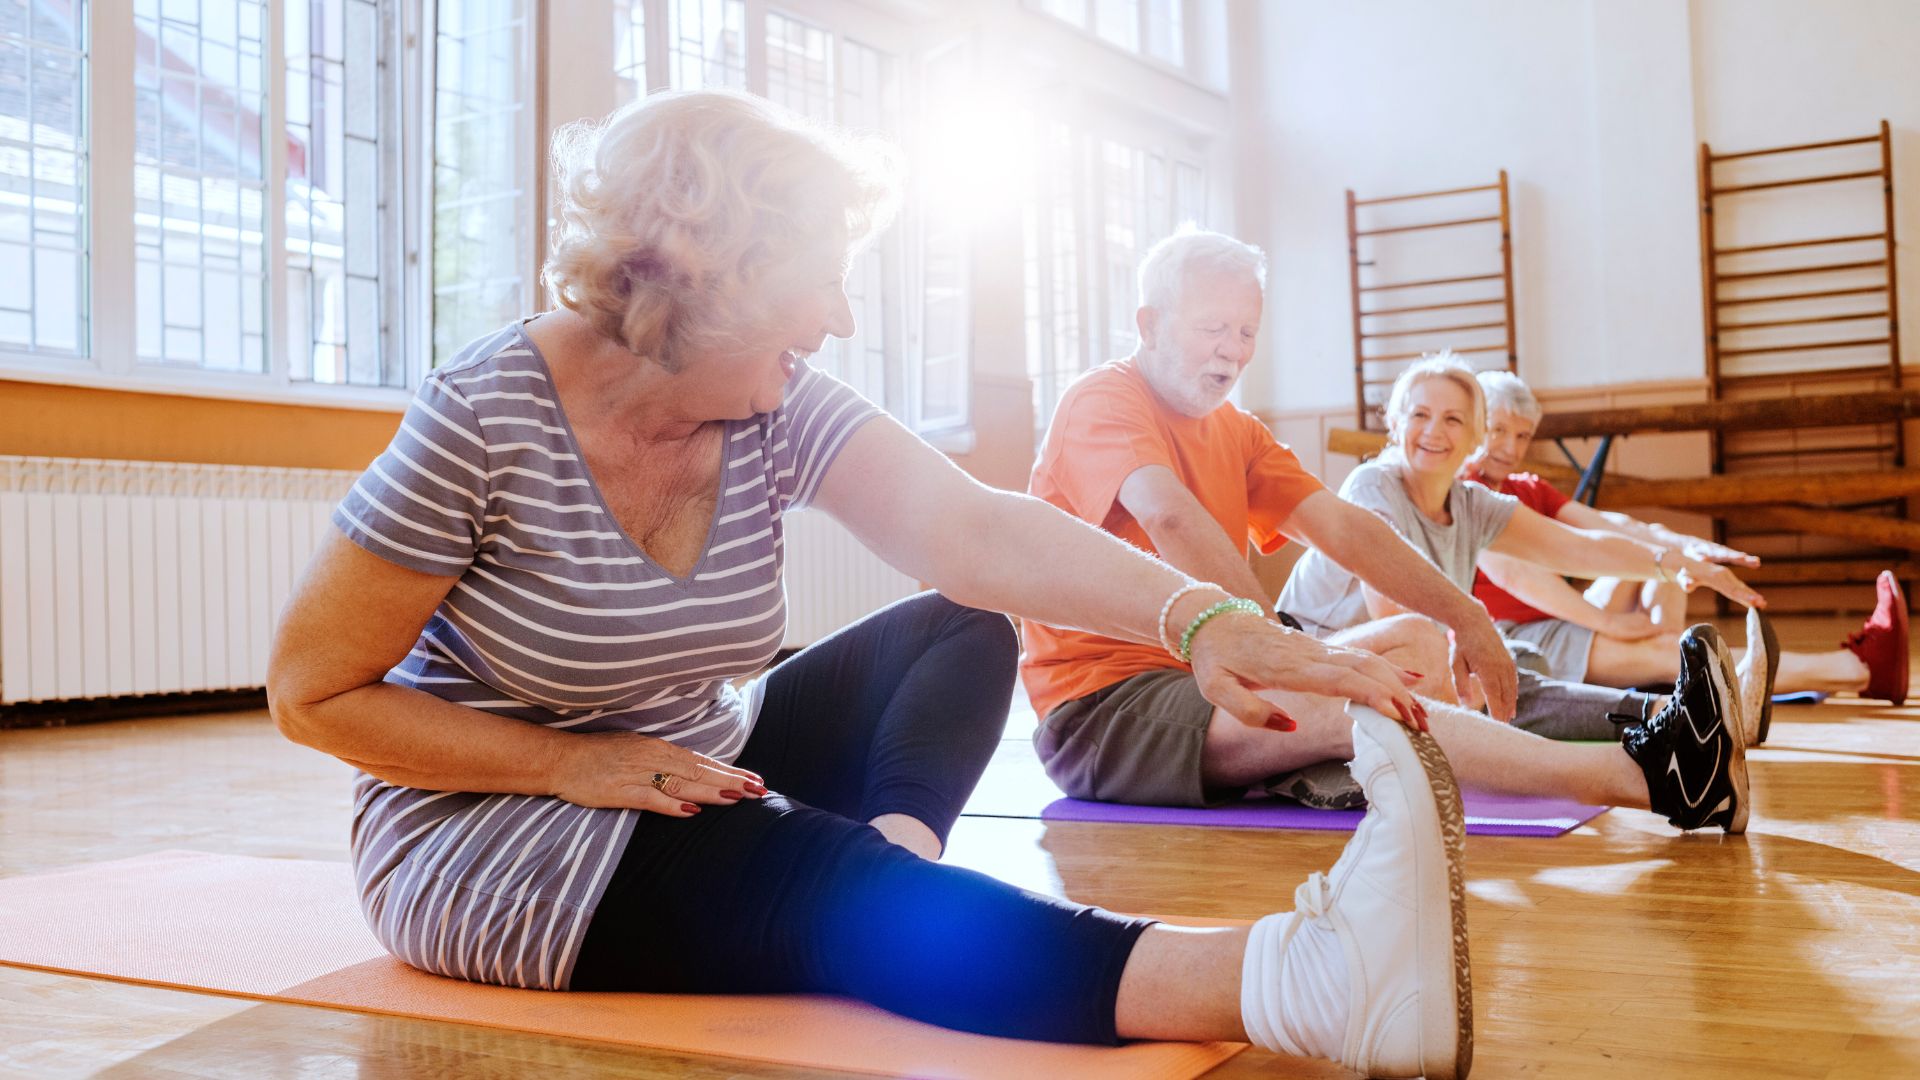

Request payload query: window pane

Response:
[914,43,971,433]
[1025,122,1082,432]
[288,0,396,386]
[764,12,830,121]
[1173,159,1205,227]
[135,0,270,371]
[824,38,898,406]
[612,0,646,104]
[1100,139,1144,359]
[667,0,744,92]
[1094,0,1139,53]
[1,0,88,355]
[433,0,529,365]
[1144,0,1182,66]
[1037,0,1088,28]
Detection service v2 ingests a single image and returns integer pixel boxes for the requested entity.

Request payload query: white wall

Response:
[1689,0,1920,381]
[1232,0,1919,415]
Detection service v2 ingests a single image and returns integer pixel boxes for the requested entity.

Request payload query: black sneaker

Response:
[1619,624,1749,833]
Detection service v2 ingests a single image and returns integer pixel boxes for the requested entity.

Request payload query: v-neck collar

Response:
[513,321,732,589]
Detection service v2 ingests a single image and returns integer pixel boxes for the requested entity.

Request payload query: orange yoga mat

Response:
[0,851,1242,1079]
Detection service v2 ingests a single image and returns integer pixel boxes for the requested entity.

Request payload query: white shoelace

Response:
[1240,873,1349,1060]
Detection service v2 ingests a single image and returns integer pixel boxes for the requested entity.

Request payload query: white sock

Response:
[1239,909,1350,1059]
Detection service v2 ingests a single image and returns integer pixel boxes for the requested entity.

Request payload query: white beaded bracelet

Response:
[1156,582,1220,658]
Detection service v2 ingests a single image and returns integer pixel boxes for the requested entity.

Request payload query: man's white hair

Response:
[1136,224,1267,312]
[1477,369,1542,423]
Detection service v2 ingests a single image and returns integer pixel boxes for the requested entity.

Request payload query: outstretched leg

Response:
[743,590,1017,858]
[1583,623,1866,696]
[575,706,1474,1078]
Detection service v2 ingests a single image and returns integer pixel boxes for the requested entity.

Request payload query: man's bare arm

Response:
[1116,464,1272,604]
[1286,491,1517,720]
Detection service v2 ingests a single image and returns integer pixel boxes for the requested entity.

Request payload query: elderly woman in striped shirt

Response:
[268,91,1472,1078]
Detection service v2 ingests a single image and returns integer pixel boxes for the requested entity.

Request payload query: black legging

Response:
[569,591,1156,1044]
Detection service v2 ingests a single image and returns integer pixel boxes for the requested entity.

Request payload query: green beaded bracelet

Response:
[1178,597,1265,664]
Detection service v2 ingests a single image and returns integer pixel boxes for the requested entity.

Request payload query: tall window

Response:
[758,14,898,410]
[432,0,530,365]
[0,0,87,356]
[610,8,917,422]
[1024,123,1208,429]
[910,40,969,434]
[1143,0,1182,67]
[668,0,744,92]
[133,0,270,372]
[1033,0,1185,68]
[286,0,394,386]
[1094,0,1139,53]
[835,39,899,406]
[763,12,830,119]
[612,0,646,101]
[6,2,426,393]
[1024,122,1080,436]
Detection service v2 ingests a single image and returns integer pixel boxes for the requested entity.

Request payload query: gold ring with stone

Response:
[650,771,672,792]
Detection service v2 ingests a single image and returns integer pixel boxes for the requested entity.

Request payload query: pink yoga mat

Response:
[0,851,1241,1080]
[1039,792,1607,837]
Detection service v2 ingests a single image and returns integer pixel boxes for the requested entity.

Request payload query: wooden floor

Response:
[2,616,1917,1078]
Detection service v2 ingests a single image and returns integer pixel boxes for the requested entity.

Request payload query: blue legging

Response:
[569,591,1156,1044]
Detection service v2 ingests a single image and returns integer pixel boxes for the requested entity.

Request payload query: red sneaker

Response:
[1842,571,1909,706]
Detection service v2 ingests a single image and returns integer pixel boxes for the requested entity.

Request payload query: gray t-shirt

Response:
[1278,459,1518,637]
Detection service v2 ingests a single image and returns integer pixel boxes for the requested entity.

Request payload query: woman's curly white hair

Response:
[543,91,902,371]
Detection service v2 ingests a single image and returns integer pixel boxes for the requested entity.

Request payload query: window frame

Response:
[1024,105,1215,433]
[0,0,438,410]
[574,0,962,437]
[1025,0,1197,79]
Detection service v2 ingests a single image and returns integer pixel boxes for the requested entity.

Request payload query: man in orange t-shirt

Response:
[1022,228,1520,808]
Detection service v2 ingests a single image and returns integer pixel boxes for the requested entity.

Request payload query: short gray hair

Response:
[1477,369,1542,423]
[1136,225,1267,312]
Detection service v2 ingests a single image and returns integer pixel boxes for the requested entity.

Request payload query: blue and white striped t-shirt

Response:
[332,320,880,990]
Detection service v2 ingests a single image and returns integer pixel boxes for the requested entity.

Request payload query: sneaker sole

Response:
[1753,609,1778,745]
[1694,624,1751,834]
[1347,704,1472,1080]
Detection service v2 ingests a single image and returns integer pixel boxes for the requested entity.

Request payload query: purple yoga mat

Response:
[1039,792,1607,838]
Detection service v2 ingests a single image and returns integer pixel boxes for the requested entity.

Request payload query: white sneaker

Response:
[1738,606,1778,746]
[1244,704,1472,1078]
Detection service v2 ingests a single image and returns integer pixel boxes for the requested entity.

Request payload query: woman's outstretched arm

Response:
[809,415,1426,730]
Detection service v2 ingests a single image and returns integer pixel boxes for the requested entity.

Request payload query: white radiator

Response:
[779,510,921,648]
[0,456,918,704]
[0,457,355,704]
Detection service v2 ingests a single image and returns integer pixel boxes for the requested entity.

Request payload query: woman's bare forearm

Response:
[1477,550,1610,631]
[274,680,566,794]
[925,488,1197,647]
[1495,509,1665,581]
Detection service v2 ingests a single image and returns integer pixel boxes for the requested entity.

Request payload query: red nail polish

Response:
[721,790,744,801]
[745,781,768,796]
[1405,670,1426,679]
[681,803,701,814]
[1265,711,1296,731]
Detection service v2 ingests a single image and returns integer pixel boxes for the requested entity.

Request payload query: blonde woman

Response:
[1466,369,1908,735]
[269,92,1474,1077]
[1280,355,1765,832]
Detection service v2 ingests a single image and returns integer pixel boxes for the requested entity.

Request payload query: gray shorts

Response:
[1497,618,1596,684]
[1034,669,1364,810]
